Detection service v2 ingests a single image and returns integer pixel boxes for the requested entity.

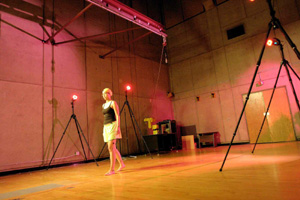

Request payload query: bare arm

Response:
[111,101,120,127]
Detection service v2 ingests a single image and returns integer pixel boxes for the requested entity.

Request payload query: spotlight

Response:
[126,85,131,91]
[267,38,281,46]
[72,95,78,101]
[267,39,273,46]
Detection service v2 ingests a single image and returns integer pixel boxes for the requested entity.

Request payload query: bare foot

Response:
[105,171,115,176]
[117,164,125,172]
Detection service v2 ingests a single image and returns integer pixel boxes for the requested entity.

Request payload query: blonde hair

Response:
[102,88,113,96]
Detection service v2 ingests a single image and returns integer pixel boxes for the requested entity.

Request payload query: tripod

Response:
[98,90,153,159]
[48,99,99,169]
[219,0,300,172]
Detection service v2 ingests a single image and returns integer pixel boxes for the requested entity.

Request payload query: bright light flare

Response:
[72,95,78,101]
[267,38,280,46]
[267,39,273,46]
[126,85,131,91]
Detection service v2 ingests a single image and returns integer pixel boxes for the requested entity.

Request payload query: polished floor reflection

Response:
[1,142,300,200]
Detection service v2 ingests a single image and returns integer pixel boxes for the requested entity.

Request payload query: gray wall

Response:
[0,0,172,172]
[165,0,300,143]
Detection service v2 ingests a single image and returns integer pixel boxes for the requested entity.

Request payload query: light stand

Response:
[47,97,99,169]
[119,90,153,158]
[219,0,300,172]
[252,39,300,153]
[123,105,131,156]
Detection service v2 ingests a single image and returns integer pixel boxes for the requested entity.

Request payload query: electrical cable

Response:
[153,38,166,99]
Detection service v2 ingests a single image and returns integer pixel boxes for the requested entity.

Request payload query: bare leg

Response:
[105,140,116,176]
[115,148,125,171]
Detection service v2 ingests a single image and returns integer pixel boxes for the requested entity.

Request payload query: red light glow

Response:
[250,0,255,2]
[267,39,273,46]
[126,85,131,91]
[72,95,78,101]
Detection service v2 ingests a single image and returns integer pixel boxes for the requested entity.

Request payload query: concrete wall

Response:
[0,0,172,172]
[165,0,300,143]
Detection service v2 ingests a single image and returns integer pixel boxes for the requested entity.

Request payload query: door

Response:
[243,87,296,143]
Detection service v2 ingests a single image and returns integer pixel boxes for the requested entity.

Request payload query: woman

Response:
[102,88,125,176]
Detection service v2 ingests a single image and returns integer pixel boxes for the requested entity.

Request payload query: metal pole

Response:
[45,3,93,43]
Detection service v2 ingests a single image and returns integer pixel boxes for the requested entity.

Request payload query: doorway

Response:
[243,87,296,143]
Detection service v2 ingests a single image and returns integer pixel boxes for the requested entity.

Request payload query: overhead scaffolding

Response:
[86,0,167,37]
[43,0,167,58]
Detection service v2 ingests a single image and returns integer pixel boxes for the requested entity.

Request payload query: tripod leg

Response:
[219,23,273,172]
[126,102,153,159]
[47,116,73,169]
[286,62,300,81]
[274,18,300,60]
[73,116,88,160]
[252,62,284,153]
[284,62,300,111]
[120,101,129,155]
[98,143,107,159]
[74,117,99,166]
[125,111,130,156]
[124,109,130,156]
[127,104,142,153]
[120,101,126,114]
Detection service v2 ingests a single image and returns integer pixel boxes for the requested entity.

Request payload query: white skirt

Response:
[103,121,122,142]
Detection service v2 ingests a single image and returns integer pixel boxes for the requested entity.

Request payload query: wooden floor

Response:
[1,142,300,200]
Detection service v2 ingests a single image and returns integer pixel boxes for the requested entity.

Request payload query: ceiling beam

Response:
[55,27,142,45]
[86,0,167,38]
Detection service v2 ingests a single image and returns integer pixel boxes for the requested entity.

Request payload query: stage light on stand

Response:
[267,38,281,47]
[48,93,99,168]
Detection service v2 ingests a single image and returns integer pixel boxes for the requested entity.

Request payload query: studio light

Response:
[267,38,280,46]
[48,93,99,168]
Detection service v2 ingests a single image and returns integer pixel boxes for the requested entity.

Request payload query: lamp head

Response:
[267,38,281,46]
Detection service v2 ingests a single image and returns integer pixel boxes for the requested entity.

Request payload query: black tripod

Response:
[219,0,300,172]
[48,99,99,169]
[98,90,153,159]
[252,39,300,153]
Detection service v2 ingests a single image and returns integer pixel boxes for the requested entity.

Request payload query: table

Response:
[197,132,219,148]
